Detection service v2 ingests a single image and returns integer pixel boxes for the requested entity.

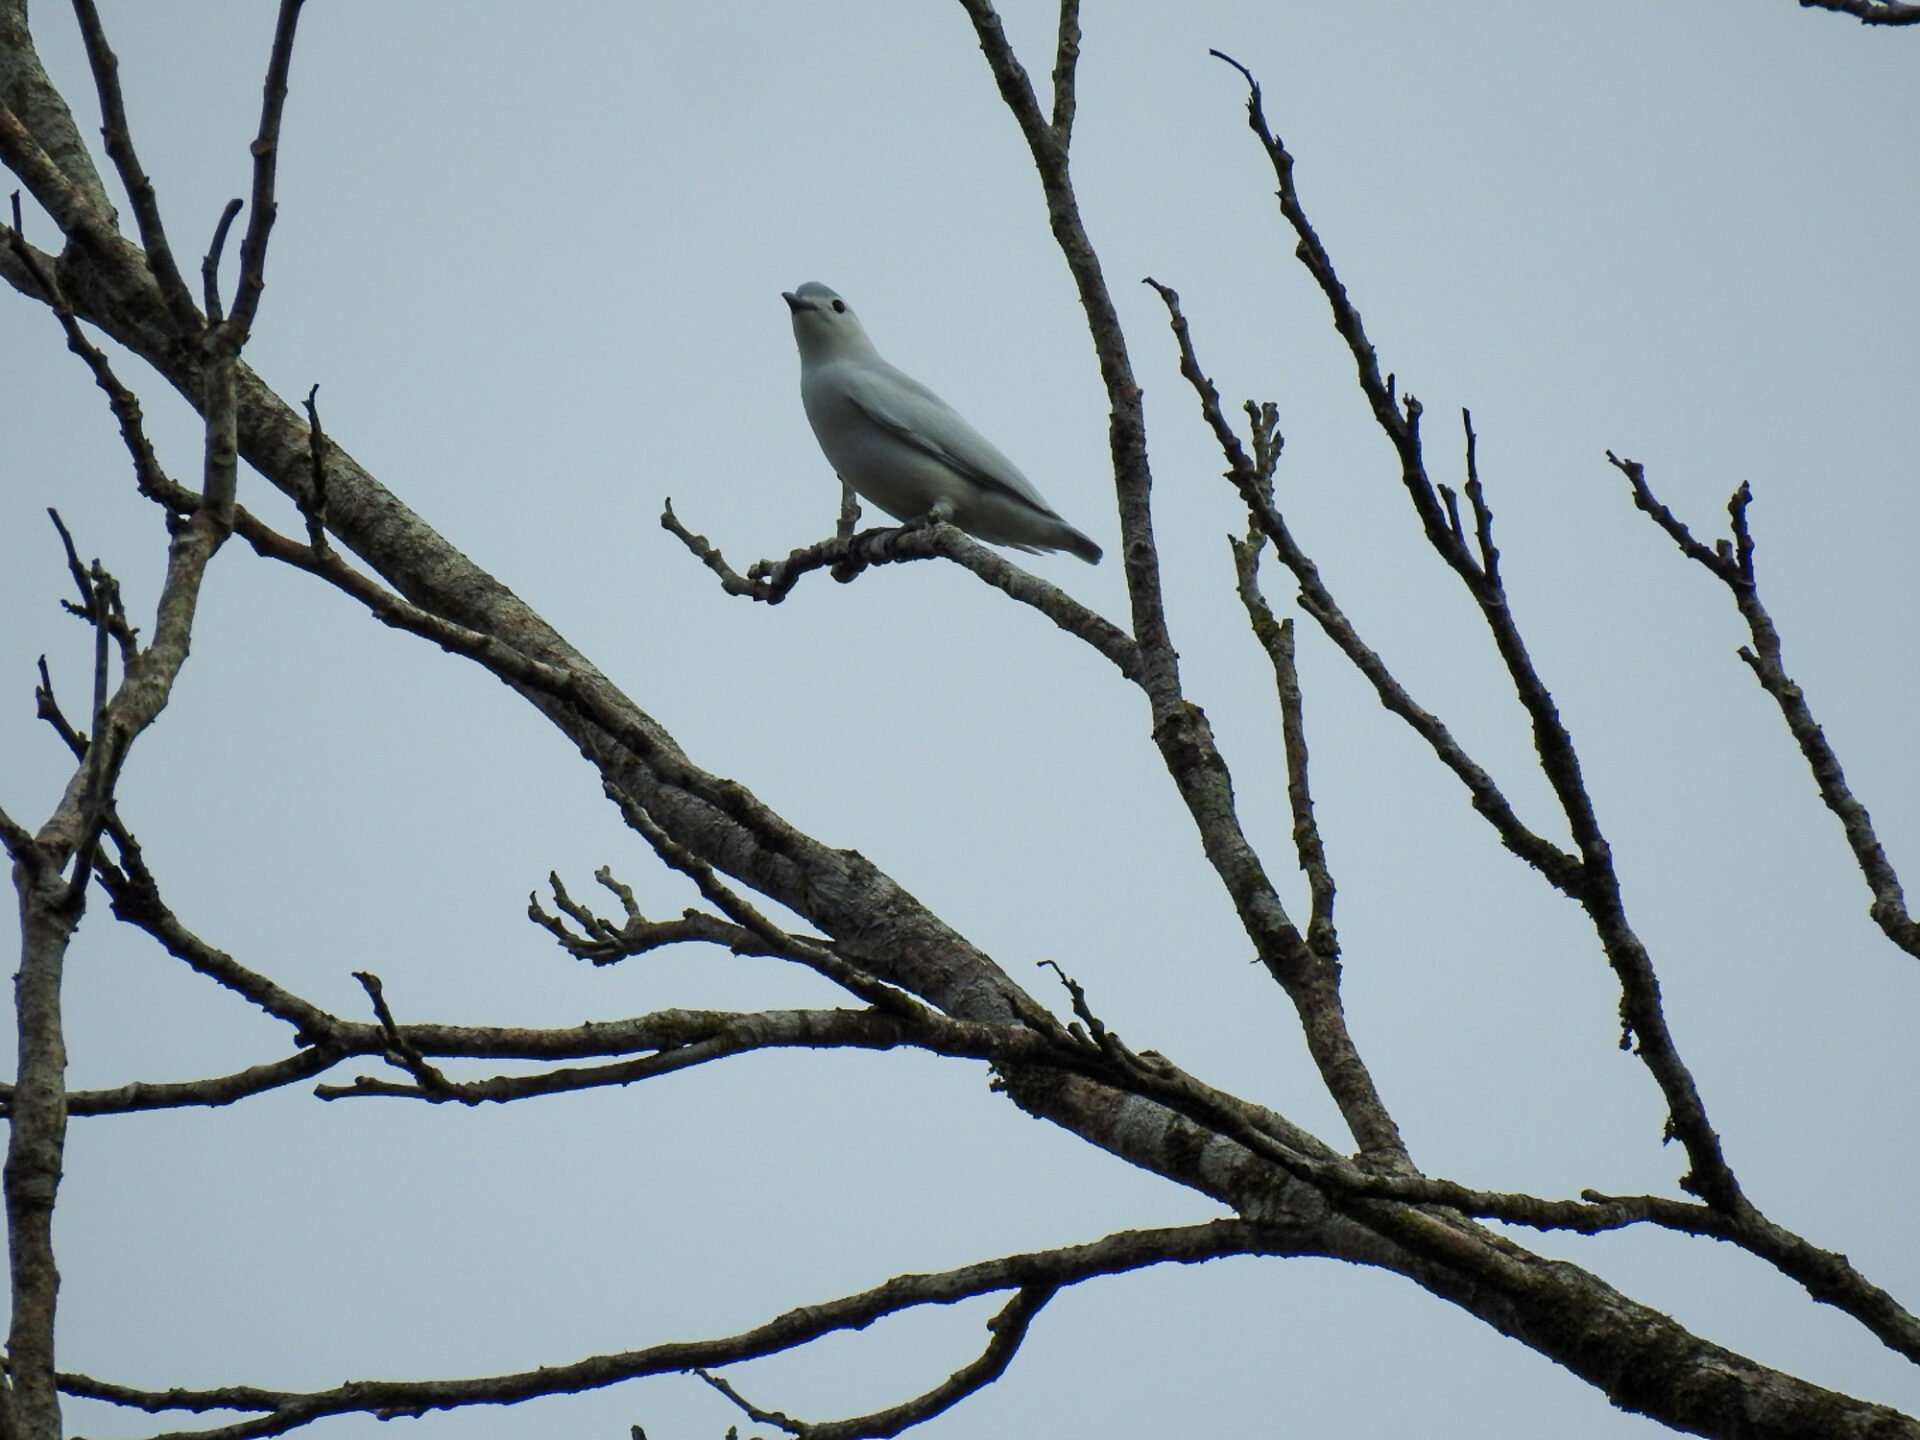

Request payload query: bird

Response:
[782,282,1103,563]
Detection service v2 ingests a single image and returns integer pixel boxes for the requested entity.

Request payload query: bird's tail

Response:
[1056,524,1102,564]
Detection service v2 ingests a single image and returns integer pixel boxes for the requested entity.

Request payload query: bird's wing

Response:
[838,359,1061,517]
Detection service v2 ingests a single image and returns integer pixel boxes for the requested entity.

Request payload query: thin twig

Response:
[603,784,933,1020]
[70,0,201,330]
[529,872,787,966]
[92,827,345,1040]
[54,1049,344,1116]
[298,384,330,553]
[1271,618,1336,954]
[62,1222,1289,1439]
[200,196,241,322]
[5,202,178,504]
[314,1010,963,1106]
[1607,454,1919,957]
[1214,53,1745,1212]
[352,971,467,1102]
[217,0,306,345]
[957,10,1407,1165]
[1147,280,1580,896]
[1461,411,1499,583]
[699,1284,1058,1440]
[1048,0,1081,145]
[661,499,1141,680]
[35,656,87,757]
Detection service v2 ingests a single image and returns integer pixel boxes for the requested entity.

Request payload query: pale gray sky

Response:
[2,4,1916,1437]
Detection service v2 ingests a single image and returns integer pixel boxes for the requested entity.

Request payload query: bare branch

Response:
[1461,411,1499,583]
[1213,55,1746,1213]
[1146,281,1582,886]
[1218,406,1339,953]
[297,383,329,552]
[0,803,33,863]
[216,0,304,346]
[1271,615,1337,952]
[312,1010,948,1107]
[660,500,1142,680]
[6,10,1913,1426]
[1799,0,1920,21]
[1047,0,1081,145]
[602,784,949,1022]
[693,1369,802,1435]
[58,543,128,906]
[955,12,1407,1164]
[69,0,200,331]
[529,869,786,966]
[58,1050,343,1116]
[54,1371,286,1418]
[199,196,241,323]
[5,205,178,503]
[34,656,86,760]
[0,226,240,1424]
[67,1222,1289,1440]
[1207,52,1432,515]
[92,834,344,1040]
[955,0,1172,682]
[699,1284,1057,1440]
[3,878,70,1440]
[350,971,466,1101]
[1609,455,1920,958]
[0,96,121,258]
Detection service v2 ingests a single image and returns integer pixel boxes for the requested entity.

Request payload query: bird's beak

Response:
[781,291,806,313]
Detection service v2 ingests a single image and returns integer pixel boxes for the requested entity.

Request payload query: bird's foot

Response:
[835,481,862,540]
[908,499,956,534]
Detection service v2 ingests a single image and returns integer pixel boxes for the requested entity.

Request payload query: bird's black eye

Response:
[831,299,846,313]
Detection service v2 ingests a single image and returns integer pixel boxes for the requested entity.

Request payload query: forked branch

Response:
[66,1222,1297,1440]
[660,499,1141,679]
[1212,53,1745,1213]
[1608,454,1919,957]
[698,1283,1058,1440]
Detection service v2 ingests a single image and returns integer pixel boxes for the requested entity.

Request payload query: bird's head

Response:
[782,282,878,364]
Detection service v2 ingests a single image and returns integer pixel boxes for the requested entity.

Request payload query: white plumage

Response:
[783,282,1102,563]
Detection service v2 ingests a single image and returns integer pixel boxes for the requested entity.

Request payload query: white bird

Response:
[782,282,1102,563]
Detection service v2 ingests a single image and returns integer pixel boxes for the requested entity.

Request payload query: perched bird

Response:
[782,282,1102,563]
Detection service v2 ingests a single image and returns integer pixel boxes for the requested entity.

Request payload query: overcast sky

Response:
[2,4,1917,1438]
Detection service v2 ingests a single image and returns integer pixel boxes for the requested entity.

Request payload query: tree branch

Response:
[72,1223,1291,1440]
[5,195,178,503]
[69,0,201,332]
[1798,0,1920,21]
[1609,454,1919,958]
[698,1283,1057,1440]
[0,93,119,260]
[4,9,1915,1429]
[92,830,345,1041]
[962,1,1408,1167]
[312,1006,1020,1107]
[1047,0,1080,145]
[529,867,790,965]
[58,1050,343,1116]
[1,309,231,1440]
[660,500,1142,680]
[1213,51,1745,1214]
[215,0,304,346]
